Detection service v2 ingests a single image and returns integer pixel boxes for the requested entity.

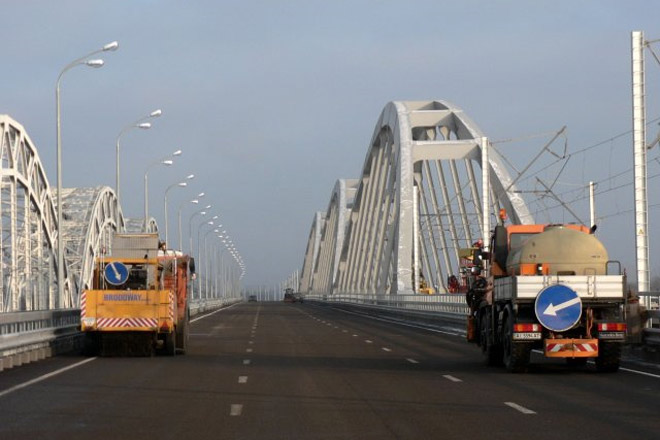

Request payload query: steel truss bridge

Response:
[0,114,236,317]
[301,100,533,297]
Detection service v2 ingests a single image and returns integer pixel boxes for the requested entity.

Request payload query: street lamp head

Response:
[212,215,218,220]
[204,205,212,209]
[173,150,183,156]
[191,199,199,204]
[186,174,195,180]
[162,160,174,166]
[138,122,152,129]
[86,59,104,68]
[197,192,205,198]
[150,109,162,117]
[178,182,187,187]
[103,41,119,51]
[200,211,207,216]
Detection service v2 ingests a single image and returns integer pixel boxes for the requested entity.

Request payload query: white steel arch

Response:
[330,101,532,296]
[61,186,124,301]
[306,179,358,296]
[299,212,325,294]
[0,115,64,311]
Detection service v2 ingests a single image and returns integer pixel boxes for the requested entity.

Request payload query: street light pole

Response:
[178,192,204,251]
[163,175,194,248]
[116,108,161,205]
[144,149,181,231]
[56,40,118,308]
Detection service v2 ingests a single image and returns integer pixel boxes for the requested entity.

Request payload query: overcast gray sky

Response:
[2,1,660,287]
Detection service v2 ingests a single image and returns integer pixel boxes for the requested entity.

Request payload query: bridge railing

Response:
[0,309,81,370]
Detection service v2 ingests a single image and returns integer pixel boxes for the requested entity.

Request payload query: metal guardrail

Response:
[0,309,81,371]
[0,297,242,371]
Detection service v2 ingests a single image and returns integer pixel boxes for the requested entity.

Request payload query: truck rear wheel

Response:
[595,341,621,373]
[479,307,502,366]
[163,331,176,356]
[502,315,531,373]
[176,309,190,354]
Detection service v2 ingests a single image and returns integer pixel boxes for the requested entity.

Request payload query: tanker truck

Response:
[464,218,626,373]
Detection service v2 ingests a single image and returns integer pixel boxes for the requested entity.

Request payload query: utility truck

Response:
[464,214,626,372]
[80,233,193,356]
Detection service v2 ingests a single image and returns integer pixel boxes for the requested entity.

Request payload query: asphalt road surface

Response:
[1,302,659,440]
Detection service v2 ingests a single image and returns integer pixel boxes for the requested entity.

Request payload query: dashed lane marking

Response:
[243,359,251,365]
[230,404,243,416]
[238,376,248,384]
[504,402,536,415]
[365,340,373,344]
[406,358,419,364]
[382,347,392,352]
[443,375,462,382]
[246,348,253,353]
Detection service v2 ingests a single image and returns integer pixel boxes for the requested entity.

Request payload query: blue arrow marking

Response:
[534,284,582,332]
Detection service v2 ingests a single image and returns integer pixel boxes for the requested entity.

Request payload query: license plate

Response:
[513,332,541,340]
[598,332,625,340]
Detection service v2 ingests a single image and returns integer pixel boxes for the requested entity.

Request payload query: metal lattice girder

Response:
[125,217,158,233]
[60,186,124,301]
[299,212,325,294]
[305,179,358,295]
[0,115,61,312]
[332,101,532,296]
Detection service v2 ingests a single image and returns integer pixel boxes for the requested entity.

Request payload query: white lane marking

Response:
[352,334,358,337]
[342,330,348,333]
[190,301,242,323]
[443,375,462,382]
[0,357,97,398]
[504,402,536,415]
[238,376,248,384]
[365,340,373,344]
[620,367,660,379]
[249,341,254,344]
[406,358,419,364]
[246,348,253,353]
[230,404,243,416]
[382,347,392,352]
[243,359,251,365]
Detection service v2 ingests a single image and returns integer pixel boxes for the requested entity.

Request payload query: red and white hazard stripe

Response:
[80,291,87,318]
[96,317,158,328]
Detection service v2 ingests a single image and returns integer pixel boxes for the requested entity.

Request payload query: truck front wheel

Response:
[479,307,502,366]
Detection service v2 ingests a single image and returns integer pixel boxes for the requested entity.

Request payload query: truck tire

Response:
[595,342,621,373]
[163,331,176,356]
[479,307,502,366]
[176,309,190,354]
[82,333,99,356]
[502,315,531,373]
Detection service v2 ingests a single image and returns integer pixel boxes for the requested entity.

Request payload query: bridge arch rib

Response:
[331,100,532,296]
[61,186,125,302]
[0,115,63,311]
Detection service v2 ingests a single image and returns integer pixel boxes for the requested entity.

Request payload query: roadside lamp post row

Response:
[56,40,118,306]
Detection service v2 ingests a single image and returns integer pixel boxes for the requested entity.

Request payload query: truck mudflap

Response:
[544,338,598,358]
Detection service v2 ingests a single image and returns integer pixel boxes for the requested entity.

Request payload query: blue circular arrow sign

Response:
[104,262,129,286]
[534,284,582,332]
